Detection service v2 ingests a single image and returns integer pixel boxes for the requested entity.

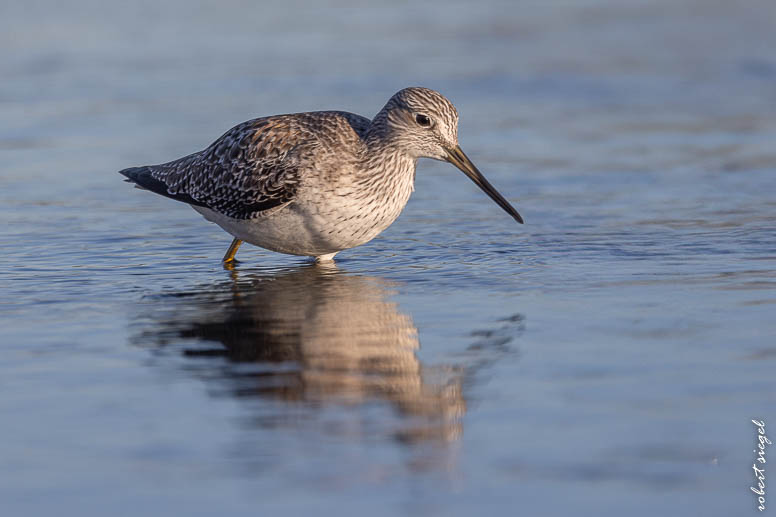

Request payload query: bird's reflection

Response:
[133,264,472,443]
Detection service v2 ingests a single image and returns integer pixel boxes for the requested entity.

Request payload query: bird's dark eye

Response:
[415,114,431,127]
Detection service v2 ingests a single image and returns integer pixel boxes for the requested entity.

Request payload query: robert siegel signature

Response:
[751,419,771,512]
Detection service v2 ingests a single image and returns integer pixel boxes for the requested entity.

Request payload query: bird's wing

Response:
[120,116,314,219]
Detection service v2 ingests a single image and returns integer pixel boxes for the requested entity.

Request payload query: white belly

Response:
[192,191,410,258]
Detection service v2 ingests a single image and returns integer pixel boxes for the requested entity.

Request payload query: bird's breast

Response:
[299,159,417,247]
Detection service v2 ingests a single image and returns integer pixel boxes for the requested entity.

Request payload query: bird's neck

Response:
[348,117,416,205]
[359,142,417,190]
[362,110,416,178]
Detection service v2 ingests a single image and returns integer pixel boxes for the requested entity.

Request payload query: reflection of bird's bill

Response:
[445,146,524,224]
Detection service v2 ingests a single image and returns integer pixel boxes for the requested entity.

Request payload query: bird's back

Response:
[120,110,372,220]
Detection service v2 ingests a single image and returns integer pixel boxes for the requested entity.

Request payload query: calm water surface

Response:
[1,1,775,515]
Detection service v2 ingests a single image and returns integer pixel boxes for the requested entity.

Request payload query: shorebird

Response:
[120,87,523,264]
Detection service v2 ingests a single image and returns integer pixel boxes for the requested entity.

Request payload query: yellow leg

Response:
[222,238,243,264]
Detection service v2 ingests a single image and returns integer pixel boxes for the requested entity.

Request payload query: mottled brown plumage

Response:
[120,87,522,263]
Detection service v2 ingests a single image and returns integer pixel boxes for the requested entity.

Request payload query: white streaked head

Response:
[372,87,524,224]
[376,86,459,160]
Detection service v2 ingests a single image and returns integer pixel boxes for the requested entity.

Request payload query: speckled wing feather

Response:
[120,117,307,219]
[120,111,372,219]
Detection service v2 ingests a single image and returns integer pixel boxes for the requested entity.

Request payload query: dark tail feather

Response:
[118,166,208,208]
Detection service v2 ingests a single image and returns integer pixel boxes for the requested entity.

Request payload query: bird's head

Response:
[380,86,460,161]
[375,87,523,224]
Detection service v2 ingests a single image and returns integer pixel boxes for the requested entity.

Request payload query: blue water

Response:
[2,1,775,515]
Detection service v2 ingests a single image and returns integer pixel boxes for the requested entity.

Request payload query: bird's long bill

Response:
[445,146,524,224]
